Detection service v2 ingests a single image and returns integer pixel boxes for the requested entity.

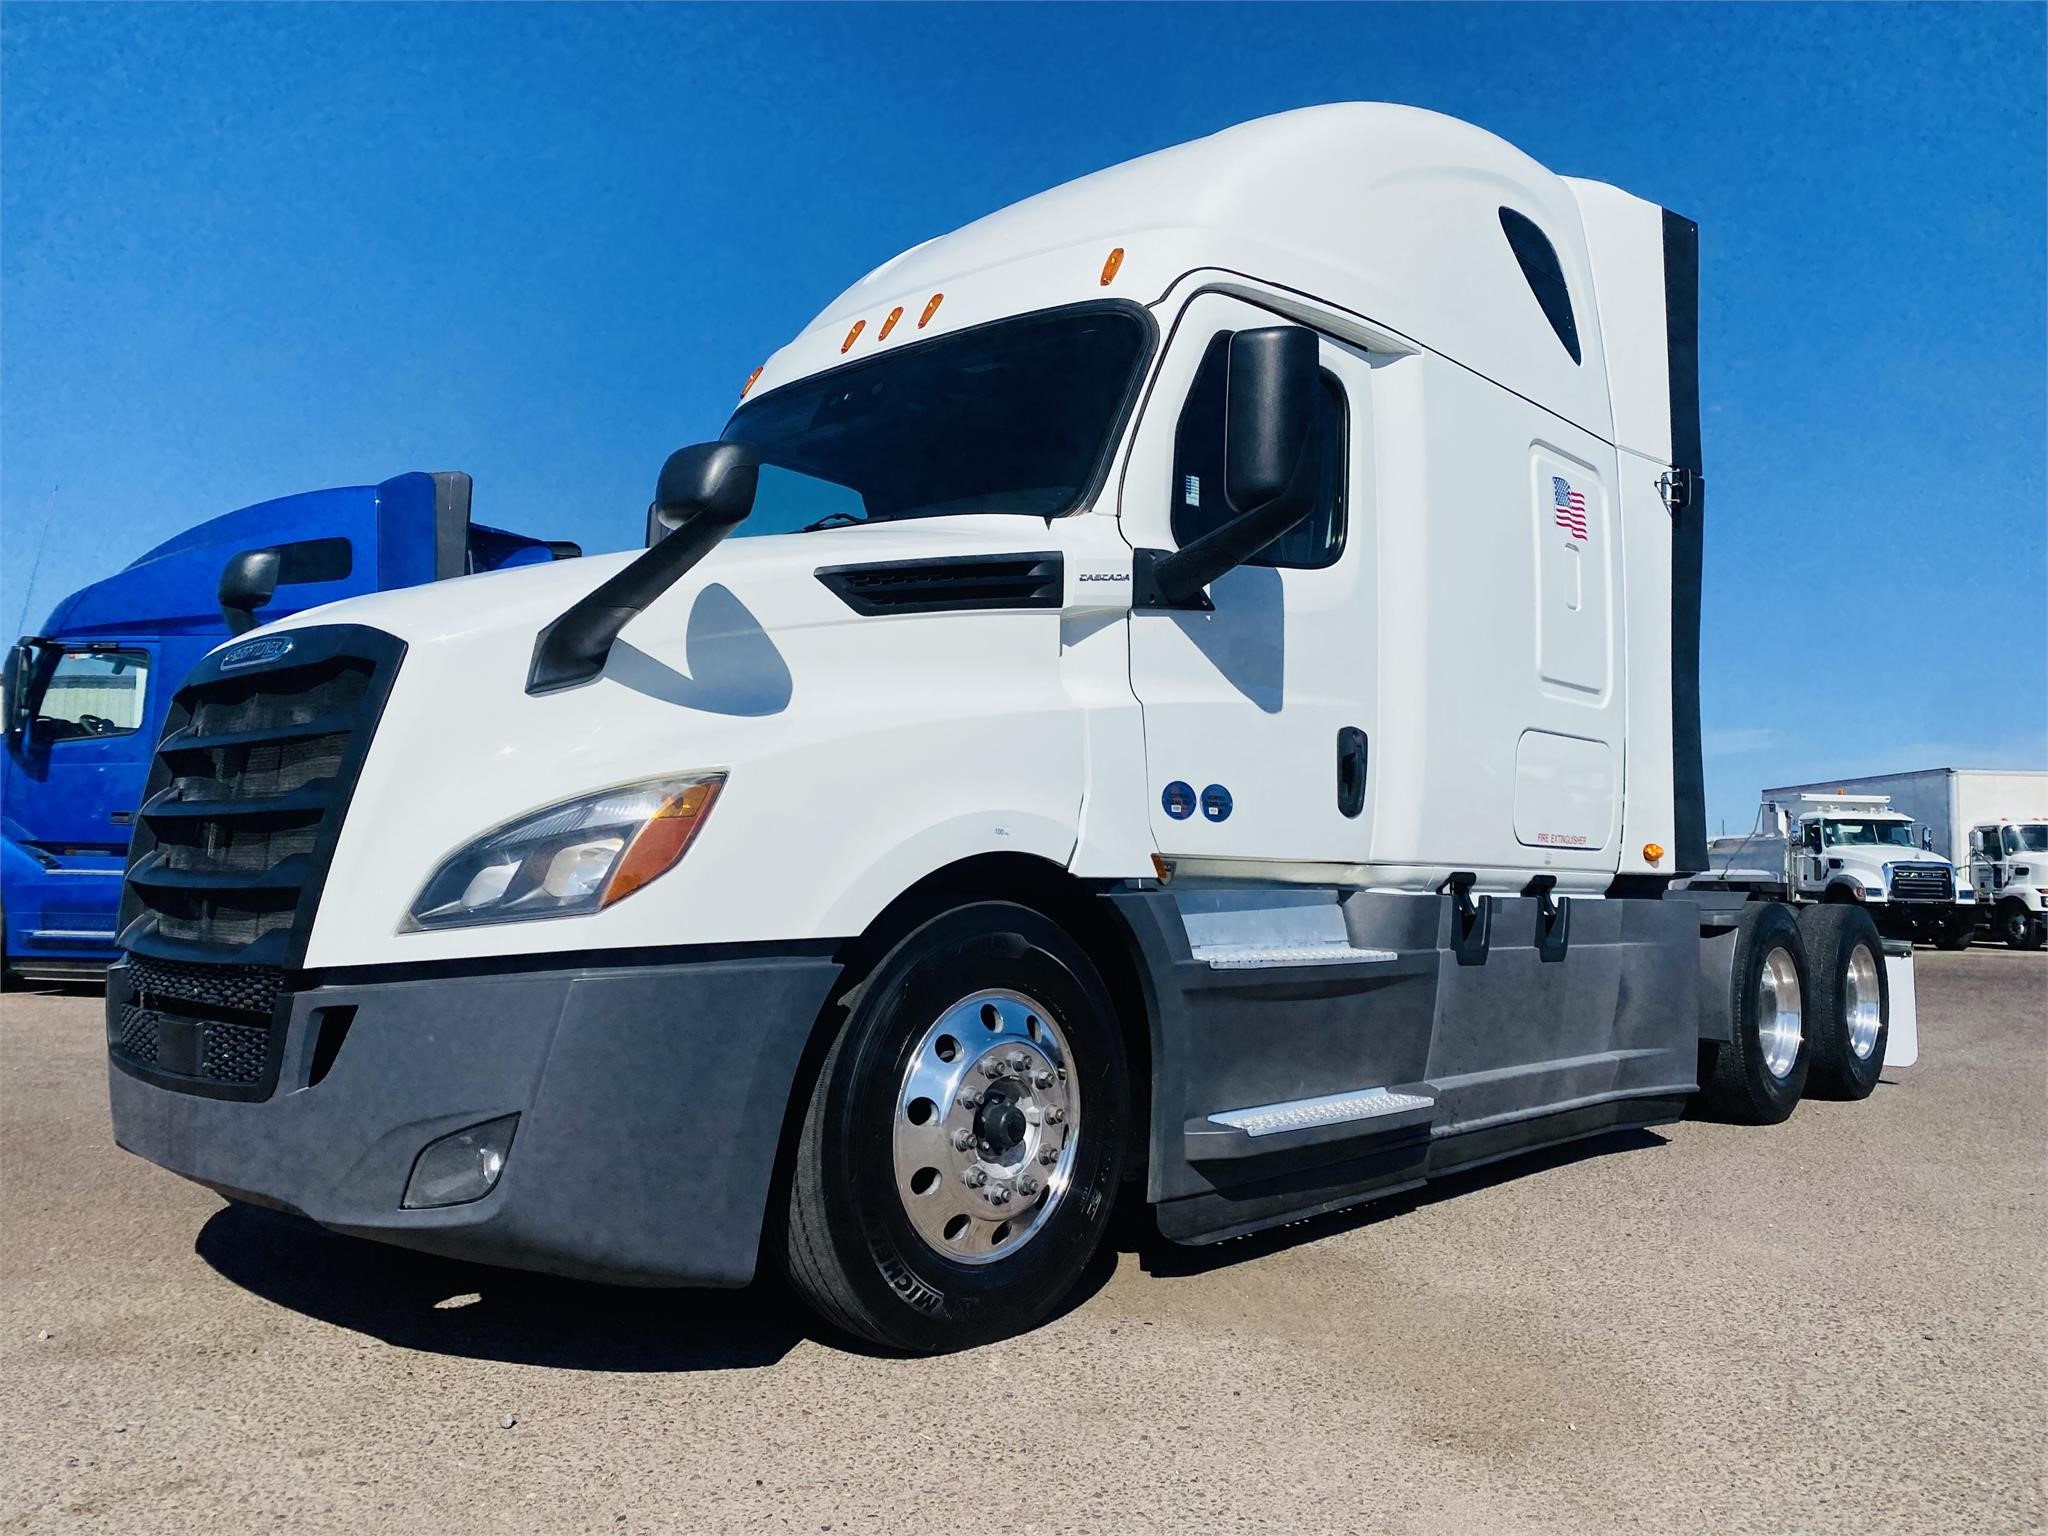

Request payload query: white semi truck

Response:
[1698,792,1971,948]
[105,105,1916,1353]
[1764,769,2048,950]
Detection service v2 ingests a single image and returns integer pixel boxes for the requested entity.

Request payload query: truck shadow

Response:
[1128,1126,1668,1278]
[194,1201,809,1371]
[194,1198,1118,1366]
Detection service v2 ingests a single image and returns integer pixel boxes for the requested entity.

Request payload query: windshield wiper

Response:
[799,511,869,532]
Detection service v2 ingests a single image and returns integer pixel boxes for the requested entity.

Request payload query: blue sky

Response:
[4,2,2043,832]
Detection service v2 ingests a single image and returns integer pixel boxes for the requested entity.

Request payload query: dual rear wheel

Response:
[1700,901,1887,1123]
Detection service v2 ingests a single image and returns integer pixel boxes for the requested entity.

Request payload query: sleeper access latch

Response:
[1657,467,1700,514]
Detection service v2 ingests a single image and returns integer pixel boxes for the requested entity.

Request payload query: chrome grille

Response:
[1889,865,1954,903]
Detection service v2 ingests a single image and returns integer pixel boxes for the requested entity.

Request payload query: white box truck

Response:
[105,105,1917,1353]
[1764,769,2048,950]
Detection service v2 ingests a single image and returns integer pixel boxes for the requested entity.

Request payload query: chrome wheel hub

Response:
[1757,945,1803,1079]
[892,989,1078,1265]
[1844,945,1882,1060]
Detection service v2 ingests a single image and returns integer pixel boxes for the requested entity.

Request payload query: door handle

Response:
[1337,727,1368,818]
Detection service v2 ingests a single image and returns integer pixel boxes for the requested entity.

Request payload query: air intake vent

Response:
[815,552,1063,615]
[118,625,405,967]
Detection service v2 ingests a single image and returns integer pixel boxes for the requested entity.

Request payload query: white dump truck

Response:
[105,104,1915,1353]
[1766,769,2048,950]
[1698,792,1971,947]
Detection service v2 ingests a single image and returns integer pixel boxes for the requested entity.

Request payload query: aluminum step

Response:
[1209,1086,1438,1138]
[1191,939,1399,970]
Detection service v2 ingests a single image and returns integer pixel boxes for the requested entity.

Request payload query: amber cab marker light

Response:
[1643,842,1666,867]
[918,292,944,328]
[1099,246,1125,286]
[601,779,724,908]
[740,365,764,401]
[840,319,866,354]
[878,305,904,340]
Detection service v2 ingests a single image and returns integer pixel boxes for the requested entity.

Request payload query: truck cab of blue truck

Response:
[2,472,572,982]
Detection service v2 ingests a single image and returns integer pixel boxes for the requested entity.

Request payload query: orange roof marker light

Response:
[739,365,764,401]
[1099,246,1125,286]
[878,305,905,341]
[840,319,866,354]
[918,292,944,329]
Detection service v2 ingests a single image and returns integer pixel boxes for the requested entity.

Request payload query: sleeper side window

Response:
[1170,331,1347,570]
[1499,208,1582,365]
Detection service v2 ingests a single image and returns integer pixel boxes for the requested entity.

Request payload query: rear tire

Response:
[783,902,1129,1353]
[1797,904,1888,1099]
[1698,902,1810,1124]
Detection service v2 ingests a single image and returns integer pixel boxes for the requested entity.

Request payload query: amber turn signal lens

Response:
[601,778,724,908]
[1099,246,1124,286]
[740,365,764,400]
[840,319,865,354]
[878,305,904,340]
[1643,842,1666,866]
[918,292,944,328]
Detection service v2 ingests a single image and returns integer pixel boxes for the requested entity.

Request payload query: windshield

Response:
[28,647,150,741]
[1821,818,1918,849]
[2004,825,2048,855]
[722,305,1150,536]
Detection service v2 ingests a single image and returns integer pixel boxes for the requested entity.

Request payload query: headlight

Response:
[404,773,724,931]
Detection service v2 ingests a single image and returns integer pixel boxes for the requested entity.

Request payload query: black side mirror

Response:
[4,638,39,749]
[531,442,759,694]
[218,549,283,637]
[646,441,763,546]
[218,536,353,635]
[1138,326,1319,608]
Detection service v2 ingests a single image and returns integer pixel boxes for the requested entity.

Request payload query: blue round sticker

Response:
[1200,783,1233,823]
[1161,781,1196,821]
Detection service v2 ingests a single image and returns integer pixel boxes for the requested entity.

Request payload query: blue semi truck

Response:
[2,472,573,983]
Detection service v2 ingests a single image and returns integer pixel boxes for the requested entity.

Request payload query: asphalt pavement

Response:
[2,949,2042,1534]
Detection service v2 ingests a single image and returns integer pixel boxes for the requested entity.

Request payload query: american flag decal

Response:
[1552,476,1589,541]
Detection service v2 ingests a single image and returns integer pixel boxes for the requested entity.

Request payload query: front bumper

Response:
[107,947,841,1287]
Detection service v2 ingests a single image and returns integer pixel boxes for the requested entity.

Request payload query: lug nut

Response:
[1033,1069,1054,1089]
[1016,1175,1040,1197]
[961,1167,987,1187]
[1046,1107,1065,1124]
[986,1184,1012,1206]
[951,1128,974,1151]
[958,1090,983,1109]
[982,1059,1006,1079]
[1006,1052,1029,1073]
[1038,1146,1058,1165]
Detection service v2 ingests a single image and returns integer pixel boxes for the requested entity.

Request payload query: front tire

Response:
[1933,912,1974,951]
[1798,904,1888,1099]
[1698,902,1811,1124]
[2000,900,2045,952]
[783,902,1129,1353]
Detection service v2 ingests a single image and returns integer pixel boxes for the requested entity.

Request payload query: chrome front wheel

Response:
[892,989,1079,1265]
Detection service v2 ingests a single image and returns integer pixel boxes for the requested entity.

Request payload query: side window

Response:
[1170,331,1347,570]
[1499,208,1582,365]
[33,648,150,741]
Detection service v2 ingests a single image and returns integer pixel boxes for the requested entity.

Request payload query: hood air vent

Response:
[815,552,1063,615]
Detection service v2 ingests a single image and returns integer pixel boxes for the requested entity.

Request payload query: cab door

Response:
[1121,295,1374,867]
